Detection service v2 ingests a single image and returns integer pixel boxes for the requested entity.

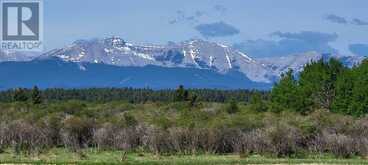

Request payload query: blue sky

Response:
[43,0,368,57]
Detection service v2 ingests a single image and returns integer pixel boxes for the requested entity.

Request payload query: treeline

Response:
[0,86,268,103]
[271,58,368,116]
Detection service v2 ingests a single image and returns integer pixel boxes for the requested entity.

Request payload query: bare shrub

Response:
[350,117,368,137]
[139,127,237,155]
[93,123,149,152]
[93,123,113,150]
[353,137,368,157]
[40,114,64,146]
[217,128,242,153]
[0,122,9,151]
[113,127,139,150]
[238,129,272,155]
[196,128,221,154]
[143,126,173,154]
[61,117,94,151]
[7,120,52,154]
[348,117,368,156]
[168,127,198,154]
[264,123,303,157]
[310,130,355,158]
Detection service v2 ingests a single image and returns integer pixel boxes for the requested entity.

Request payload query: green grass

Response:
[1,148,368,164]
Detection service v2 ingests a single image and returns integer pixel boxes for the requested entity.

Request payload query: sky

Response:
[42,0,368,57]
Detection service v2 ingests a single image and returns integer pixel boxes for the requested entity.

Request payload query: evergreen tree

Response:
[183,90,189,101]
[189,94,198,107]
[31,86,42,105]
[271,69,301,112]
[298,60,329,111]
[331,68,353,114]
[347,59,368,116]
[226,99,239,114]
[250,93,267,112]
[174,85,189,101]
[298,59,345,111]
[322,58,346,109]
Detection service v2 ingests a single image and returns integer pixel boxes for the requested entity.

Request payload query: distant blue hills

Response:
[0,58,272,90]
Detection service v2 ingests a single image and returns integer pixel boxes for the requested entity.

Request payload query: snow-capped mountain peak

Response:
[2,36,364,85]
[43,37,159,66]
[41,37,273,83]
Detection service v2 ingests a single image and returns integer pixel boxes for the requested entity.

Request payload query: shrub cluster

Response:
[0,101,368,158]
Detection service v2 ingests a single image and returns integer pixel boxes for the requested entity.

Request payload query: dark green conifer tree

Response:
[31,86,42,105]
[298,59,345,112]
[250,93,268,112]
[174,85,188,101]
[226,99,239,114]
[271,69,301,112]
[348,59,368,116]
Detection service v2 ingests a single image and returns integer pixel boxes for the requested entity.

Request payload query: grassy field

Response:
[1,148,368,164]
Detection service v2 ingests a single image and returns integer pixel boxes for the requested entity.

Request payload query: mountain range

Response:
[0,37,364,89]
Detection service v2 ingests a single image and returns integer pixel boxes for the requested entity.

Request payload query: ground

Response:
[1,148,368,164]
